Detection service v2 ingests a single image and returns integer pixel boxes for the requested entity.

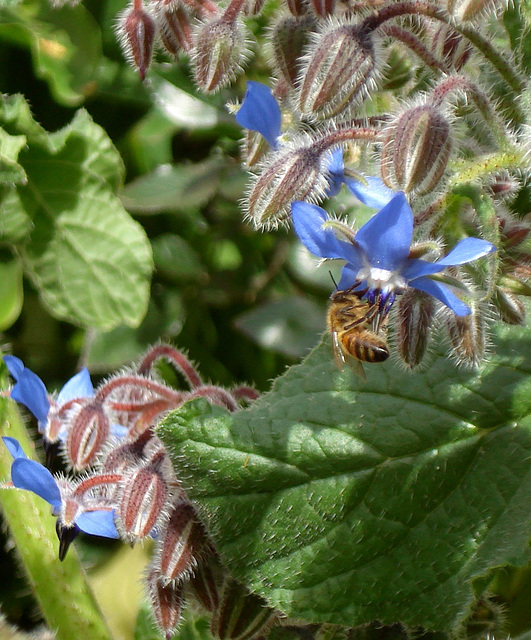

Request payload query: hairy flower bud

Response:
[211,578,279,640]
[381,105,452,195]
[65,401,111,471]
[156,501,208,584]
[493,287,526,325]
[189,560,223,612]
[446,301,486,366]
[298,22,376,118]
[396,289,435,368]
[309,0,335,18]
[242,0,266,16]
[191,17,250,92]
[117,3,156,80]
[447,0,504,22]
[245,138,332,228]
[431,24,472,71]
[147,569,184,639]
[270,15,316,89]
[155,0,194,54]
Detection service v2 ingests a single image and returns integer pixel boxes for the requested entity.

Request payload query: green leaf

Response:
[0,128,27,185]
[0,95,152,330]
[158,321,531,633]
[121,158,224,214]
[0,0,102,106]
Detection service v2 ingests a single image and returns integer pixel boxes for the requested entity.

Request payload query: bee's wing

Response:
[348,358,366,381]
[331,331,367,381]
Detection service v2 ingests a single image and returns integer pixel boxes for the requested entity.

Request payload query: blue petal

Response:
[3,355,25,378]
[337,265,363,290]
[402,257,446,281]
[410,277,471,316]
[323,149,344,197]
[110,424,129,438]
[235,81,282,149]
[57,368,94,405]
[344,176,396,209]
[291,201,358,263]
[432,237,496,267]
[11,458,62,509]
[2,436,28,460]
[75,510,120,539]
[355,192,413,271]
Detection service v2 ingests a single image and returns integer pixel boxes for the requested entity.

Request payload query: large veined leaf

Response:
[0,95,152,329]
[158,321,531,633]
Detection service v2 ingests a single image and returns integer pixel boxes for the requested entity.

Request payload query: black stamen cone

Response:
[43,438,59,468]
[56,520,79,561]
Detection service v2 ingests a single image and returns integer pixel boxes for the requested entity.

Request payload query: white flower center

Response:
[357,266,408,294]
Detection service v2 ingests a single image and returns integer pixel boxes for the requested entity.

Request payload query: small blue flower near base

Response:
[291,192,496,316]
[2,437,119,543]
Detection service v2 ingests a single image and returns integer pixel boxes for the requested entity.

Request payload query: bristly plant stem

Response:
[0,399,115,640]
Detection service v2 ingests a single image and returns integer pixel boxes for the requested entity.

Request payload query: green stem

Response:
[449,151,522,185]
[0,398,115,640]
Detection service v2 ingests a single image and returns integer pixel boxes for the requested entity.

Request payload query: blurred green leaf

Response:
[159,320,531,632]
[152,234,206,282]
[0,255,23,330]
[0,94,153,330]
[0,128,27,185]
[121,157,224,214]
[0,0,102,106]
[234,296,326,358]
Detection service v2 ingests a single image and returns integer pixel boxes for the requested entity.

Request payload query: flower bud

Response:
[270,15,316,89]
[241,130,270,168]
[242,0,266,16]
[286,0,306,16]
[191,17,250,92]
[446,301,486,367]
[189,560,223,612]
[65,401,110,471]
[431,24,472,71]
[493,287,526,325]
[155,0,194,54]
[447,0,503,22]
[147,569,184,639]
[396,289,435,368]
[309,0,336,18]
[212,578,279,640]
[117,3,156,80]
[245,138,332,228]
[156,501,208,584]
[118,456,170,541]
[298,23,376,118]
[381,105,452,195]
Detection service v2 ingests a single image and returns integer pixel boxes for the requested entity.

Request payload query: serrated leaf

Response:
[0,128,27,184]
[0,95,152,329]
[158,322,531,633]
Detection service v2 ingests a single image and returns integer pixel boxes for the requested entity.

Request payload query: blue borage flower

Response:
[291,192,496,317]
[2,437,119,540]
[236,81,394,207]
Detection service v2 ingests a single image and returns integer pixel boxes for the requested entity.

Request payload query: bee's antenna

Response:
[329,271,339,290]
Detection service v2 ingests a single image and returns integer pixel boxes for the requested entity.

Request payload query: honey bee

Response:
[327,287,390,378]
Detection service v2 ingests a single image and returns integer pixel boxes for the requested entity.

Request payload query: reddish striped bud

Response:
[64,401,110,471]
[493,287,526,325]
[446,301,486,367]
[298,23,376,118]
[381,105,452,195]
[245,137,332,228]
[156,501,208,584]
[242,0,266,16]
[309,0,335,17]
[118,456,169,541]
[117,3,156,80]
[155,0,194,54]
[396,289,435,368]
[147,569,184,640]
[270,15,316,89]
[286,0,306,16]
[431,24,472,71]
[191,17,250,92]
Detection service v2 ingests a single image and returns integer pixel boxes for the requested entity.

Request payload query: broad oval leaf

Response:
[158,321,531,633]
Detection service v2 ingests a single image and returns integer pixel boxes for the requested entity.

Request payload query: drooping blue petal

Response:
[4,357,50,425]
[3,355,24,378]
[57,368,94,406]
[76,510,120,539]
[324,149,345,197]
[337,265,368,291]
[235,81,282,149]
[402,257,447,281]
[110,424,129,438]
[344,176,396,209]
[355,192,413,271]
[2,436,27,460]
[431,237,496,267]
[291,201,359,263]
[410,276,471,316]
[11,458,62,509]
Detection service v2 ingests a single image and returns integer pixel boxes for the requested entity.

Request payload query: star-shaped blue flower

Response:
[3,355,93,434]
[2,437,119,541]
[291,192,496,316]
[235,81,393,206]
